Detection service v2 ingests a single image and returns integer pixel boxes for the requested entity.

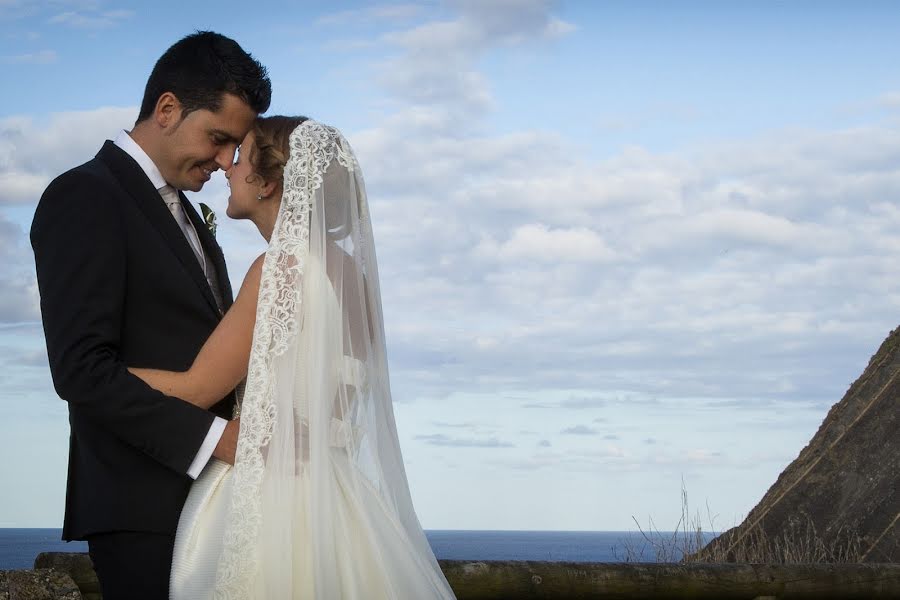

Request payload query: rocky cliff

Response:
[702,327,900,562]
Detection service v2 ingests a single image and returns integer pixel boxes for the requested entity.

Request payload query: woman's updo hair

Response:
[249,115,309,187]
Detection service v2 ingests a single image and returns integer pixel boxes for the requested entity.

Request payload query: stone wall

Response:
[4,553,900,599]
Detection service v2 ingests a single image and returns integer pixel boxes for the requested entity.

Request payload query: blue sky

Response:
[2,0,900,532]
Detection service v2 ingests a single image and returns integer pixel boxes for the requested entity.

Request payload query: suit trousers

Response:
[87,531,176,600]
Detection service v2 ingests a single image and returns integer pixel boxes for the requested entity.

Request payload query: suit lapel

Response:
[96,141,221,317]
[181,195,234,311]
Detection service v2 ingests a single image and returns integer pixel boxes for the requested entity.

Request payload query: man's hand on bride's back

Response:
[213,418,240,465]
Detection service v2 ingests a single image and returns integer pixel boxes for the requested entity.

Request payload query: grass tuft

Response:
[614,478,863,564]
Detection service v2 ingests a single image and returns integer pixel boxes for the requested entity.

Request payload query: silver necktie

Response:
[160,185,206,276]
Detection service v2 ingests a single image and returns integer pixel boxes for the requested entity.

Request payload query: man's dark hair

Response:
[136,31,272,124]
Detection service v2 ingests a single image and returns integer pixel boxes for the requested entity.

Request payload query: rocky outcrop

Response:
[0,569,81,600]
[702,327,900,562]
[32,555,97,600]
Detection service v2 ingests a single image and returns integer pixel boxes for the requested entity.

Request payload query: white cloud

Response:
[2,49,56,64]
[636,208,848,256]
[0,214,38,323]
[0,0,111,21]
[0,0,31,18]
[48,8,133,28]
[0,106,137,205]
[0,172,50,203]
[0,107,137,326]
[376,0,575,124]
[415,433,515,448]
[4,348,48,367]
[445,0,575,44]
[316,3,423,26]
[475,224,616,263]
[877,91,900,109]
[561,425,598,436]
[352,110,900,408]
[0,276,38,323]
[559,396,609,409]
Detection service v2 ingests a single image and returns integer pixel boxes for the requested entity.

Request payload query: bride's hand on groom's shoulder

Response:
[213,418,240,465]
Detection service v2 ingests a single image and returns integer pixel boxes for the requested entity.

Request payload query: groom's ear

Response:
[154,92,183,130]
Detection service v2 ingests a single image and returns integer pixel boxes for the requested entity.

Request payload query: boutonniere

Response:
[199,203,217,238]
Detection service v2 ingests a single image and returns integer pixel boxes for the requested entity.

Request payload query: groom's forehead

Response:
[198,94,256,138]
[186,111,243,142]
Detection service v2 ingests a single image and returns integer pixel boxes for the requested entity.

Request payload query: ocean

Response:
[0,528,717,570]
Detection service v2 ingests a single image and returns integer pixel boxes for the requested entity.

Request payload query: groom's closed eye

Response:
[210,129,240,146]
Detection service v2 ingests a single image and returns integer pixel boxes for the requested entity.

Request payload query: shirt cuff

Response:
[186,417,227,479]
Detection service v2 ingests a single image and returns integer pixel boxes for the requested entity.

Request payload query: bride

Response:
[129,117,457,599]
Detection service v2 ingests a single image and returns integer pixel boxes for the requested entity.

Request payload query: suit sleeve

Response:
[31,170,216,475]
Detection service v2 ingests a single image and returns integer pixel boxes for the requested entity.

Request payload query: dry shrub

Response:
[615,479,863,564]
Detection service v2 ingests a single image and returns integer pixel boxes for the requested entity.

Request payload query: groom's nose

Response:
[214,143,239,171]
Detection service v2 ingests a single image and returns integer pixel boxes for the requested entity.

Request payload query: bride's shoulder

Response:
[247,253,265,276]
[235,253,266,300]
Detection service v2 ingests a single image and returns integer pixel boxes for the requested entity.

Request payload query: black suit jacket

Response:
[31,141,236,541]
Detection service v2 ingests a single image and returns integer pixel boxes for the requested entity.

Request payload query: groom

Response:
[31,32,271,599]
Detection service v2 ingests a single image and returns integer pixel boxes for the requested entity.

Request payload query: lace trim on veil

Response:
[213,121,355,598]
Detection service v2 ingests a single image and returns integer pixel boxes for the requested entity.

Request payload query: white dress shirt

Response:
[114,130,226,479]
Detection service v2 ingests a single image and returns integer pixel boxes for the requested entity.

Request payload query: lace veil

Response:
[212,120,455,598]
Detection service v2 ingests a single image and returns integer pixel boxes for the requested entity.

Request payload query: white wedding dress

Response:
[169,121,455,599]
